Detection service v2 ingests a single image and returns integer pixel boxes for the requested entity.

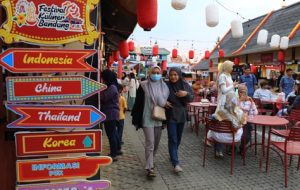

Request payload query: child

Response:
[117,84,127,145]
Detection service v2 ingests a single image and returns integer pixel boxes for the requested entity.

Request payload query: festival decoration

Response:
[205,3,219,27]
[231,18,243,38]
[137,0,157,31]
[112,51,119,61]
[152,44,159,56]
[188,50,194,59]
[234,57,240,65]
[172,48,178,58]
[278,50,285,62]
[270,34,280,48]
[209,60,213,68]
[119,41,129,59]
[218,49,224,58]
[205,50,210,59]
[171,0,187,10]
[280,36,289,50]
[257,29,268,45]
[128,40,135,52]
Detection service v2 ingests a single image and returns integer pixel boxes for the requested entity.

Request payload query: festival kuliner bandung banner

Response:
[0,0,99,45]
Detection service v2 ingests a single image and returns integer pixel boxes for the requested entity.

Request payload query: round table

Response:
[189,102,217,107]
[260,100,289,115]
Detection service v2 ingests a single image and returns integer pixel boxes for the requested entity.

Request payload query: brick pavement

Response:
[101,113,300,189]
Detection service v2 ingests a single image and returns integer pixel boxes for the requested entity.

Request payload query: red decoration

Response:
[209,60,213,68]
[137,0,157,31]
[119,41,129,59]
[205,51,210,59]
[218,49,224,58]
[128,41,135,52]
[118,60,123,79]
[112,51,119,61]
[234,57,240,65]
[161,60,167,71]
[108,55,114,68]
[189,50,194,59]
[172,49,178,58]
[278,50,285,62]
[152,45,159,56]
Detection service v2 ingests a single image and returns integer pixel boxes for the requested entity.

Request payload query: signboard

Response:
[16,180,111,190]
[0,0,99,45]
[0,49,97,73]
[6,76,106,103]
[15,130,102,157]
[17,156,112,182]
[6,104,106,129]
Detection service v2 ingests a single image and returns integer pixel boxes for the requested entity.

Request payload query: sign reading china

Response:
[0,0,99,45]
[0,49,97,73]
[15,130,102,157]
[16,180,111,190]
[6,75,106,103]
[17,156,112,182]
[6,104,106,129]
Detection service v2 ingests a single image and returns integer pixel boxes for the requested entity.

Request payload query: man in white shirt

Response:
[253,80,273,101]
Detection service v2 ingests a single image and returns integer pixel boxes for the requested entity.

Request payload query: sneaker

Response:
[216,151,224,158]
[174,165,183,173]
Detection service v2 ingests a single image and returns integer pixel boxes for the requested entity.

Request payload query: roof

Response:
[130,47,170,55]
[192,59,209,71]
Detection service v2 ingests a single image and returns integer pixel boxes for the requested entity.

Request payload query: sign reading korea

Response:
[16,180,111,190]
[0,0,99,45]
[17,156,112,182]
[15,130,102,157]
[0,49,97,73]
[6,104,106,129]
[6,75,106,103]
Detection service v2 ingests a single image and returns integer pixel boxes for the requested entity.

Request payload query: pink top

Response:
[247,115,289,126]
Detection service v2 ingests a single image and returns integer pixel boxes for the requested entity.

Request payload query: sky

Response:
[130,0,300,62]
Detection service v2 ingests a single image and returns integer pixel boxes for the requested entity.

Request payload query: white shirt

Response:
[253,88,272,100]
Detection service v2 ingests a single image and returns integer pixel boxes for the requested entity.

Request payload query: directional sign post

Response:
[17,156,112,182]
[15,130,102,157]
[6,104,106,129]
[0,49,97,73]
[6,76,106,103]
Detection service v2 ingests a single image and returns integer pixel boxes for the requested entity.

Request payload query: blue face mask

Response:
[150,74,161,81]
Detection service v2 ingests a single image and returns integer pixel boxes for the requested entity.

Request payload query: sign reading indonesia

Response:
[0,0,99,45]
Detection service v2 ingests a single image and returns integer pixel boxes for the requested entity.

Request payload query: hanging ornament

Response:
[108,55,114,68]
[218,49,224,58]
[204,50,210,59]
[137,0,157,31]
[128,40,135,52]
[279,36,289,50]
[171,0,187,10]
[112,51,119,61]
[172,48,178,58]
[278,50,285,62]
[119,41,129,59]
[234,57,240,65]
[152,43,159,56]
[257,29,268,45]
[209,60,213,68]
[270,34,280,48]
[188,50,194,59]
[231,18,243,38]
[205,3,219,27]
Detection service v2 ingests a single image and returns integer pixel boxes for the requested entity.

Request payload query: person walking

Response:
[131,65,170,177]
[127,73,139,110]
[239,65,257,97]
[166,67,193,173]
[280,68,295,98]
[117,84,127,145]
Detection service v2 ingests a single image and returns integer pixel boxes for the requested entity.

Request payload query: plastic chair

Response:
[253,98,274,115]
[266,122,300,188]
[203,118,246,175]
[187,104,196,130]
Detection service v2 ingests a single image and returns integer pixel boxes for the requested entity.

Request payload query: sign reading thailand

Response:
[17,156,112,182]
[0,0,99,45]
[6,104,106,129]
[15,130,102,157]
[16,180,111,190]
[0,49,97,73]
[6,75,106,103]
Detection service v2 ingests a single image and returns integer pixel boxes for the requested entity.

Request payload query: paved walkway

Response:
[101,113,300,189]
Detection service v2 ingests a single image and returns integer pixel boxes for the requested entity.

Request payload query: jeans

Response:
[104,120,121,157]
[240,123,253,150]
[117,119,124,143]
[167,121,185,166]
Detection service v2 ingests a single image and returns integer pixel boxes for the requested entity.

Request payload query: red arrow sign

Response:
[17,156,112,182]
[0,49,96,73]
[6,104,106,129]
[15,130,102,157]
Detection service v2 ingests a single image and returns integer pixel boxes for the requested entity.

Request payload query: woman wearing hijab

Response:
[128,72,139,110]
[131,65,169,177]
[101,69,121,162]
[166,67,193,173]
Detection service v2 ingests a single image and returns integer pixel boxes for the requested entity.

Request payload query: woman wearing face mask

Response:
[131,65,170,177]
[166,67,193,173]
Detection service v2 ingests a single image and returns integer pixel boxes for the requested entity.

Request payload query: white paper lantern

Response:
[171,0,187,10]
[257,29,268,45]
[231,18,243,38]
[270,34,280,48]
[205,3,219,27]
[280,36,289,50]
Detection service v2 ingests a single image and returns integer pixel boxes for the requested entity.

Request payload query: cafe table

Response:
[260,99,289,115]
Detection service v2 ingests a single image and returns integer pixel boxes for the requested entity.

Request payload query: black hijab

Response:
[102,69,118,87]
[168,67,185,92]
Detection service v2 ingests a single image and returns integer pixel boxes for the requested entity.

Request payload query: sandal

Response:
[146,169,156,177]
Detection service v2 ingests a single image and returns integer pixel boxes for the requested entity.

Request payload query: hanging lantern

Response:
[234,57,240,65]
[152,44,159,56]
[172,48,178,58]
[218,49,224,58]
[270,34,280,48]
[112,51,119,61]
[188,50,194,59]
[205,3,219,27]
[278,50,285,62]
[231,18,243,38]
[171,0,187,10]
[137,0,157,31]
[118,60,123,79]
[280,36,289,50]
[119,41,129,59]
[209,60,213,68]
[257,29,268,45]
[204,50,210,59]
[128,41,135,52]
[108,55,114,68]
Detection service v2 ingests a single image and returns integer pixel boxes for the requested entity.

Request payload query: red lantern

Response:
[234,57,240,65]
[112,51,119,61]
[209,60,213,68]
[128,41,135,52]
[172,49,178,58]
[278,50,285,62]
[218,49,224,58]
[137,0,157,31]
[205,51,210,59]
[189,50,194,59]
[119,41,129,59]
[152,45,159,56]
[108,55,114,68]
[118,60,123,79]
